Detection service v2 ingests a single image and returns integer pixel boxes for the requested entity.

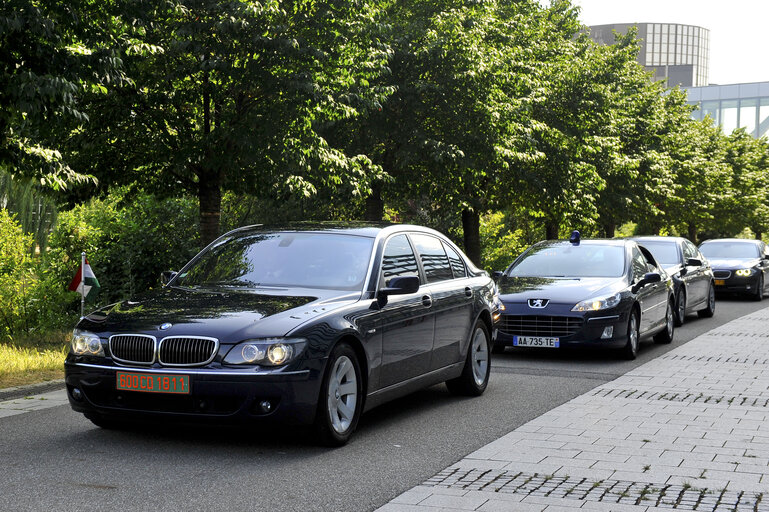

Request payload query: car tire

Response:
[754,275,764,302]
[314,343,363,447]
[654,300,675,344]
[621,309,640,360]
[446,321,491,396]
[697,282,716,318]
[674,289,686,327]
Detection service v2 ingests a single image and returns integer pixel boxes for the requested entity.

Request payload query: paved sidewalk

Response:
[379,308,769,511]
[0,388,68,418]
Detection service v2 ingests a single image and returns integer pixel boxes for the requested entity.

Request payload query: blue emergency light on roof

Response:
[569,230,580,245]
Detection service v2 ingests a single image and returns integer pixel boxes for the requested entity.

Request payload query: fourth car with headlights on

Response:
[698,238,769,301]
[493,233,675,359]
[65,223,496,445]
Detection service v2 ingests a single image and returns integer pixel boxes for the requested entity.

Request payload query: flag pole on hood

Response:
[80,251,85,318]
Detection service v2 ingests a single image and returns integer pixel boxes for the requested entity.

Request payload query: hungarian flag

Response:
[68,258,101,301]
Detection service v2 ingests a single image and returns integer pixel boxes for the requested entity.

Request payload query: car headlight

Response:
[572,292,622,312]
[71,329,104,356]
[735,269,754,277]
[223,338,307,366]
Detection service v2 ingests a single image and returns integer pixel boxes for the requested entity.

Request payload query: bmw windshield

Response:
[700,242,759,260]
[509,244,626,278]
[174,232,374,291]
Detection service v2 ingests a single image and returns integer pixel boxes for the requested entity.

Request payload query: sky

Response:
[570,0,769,85]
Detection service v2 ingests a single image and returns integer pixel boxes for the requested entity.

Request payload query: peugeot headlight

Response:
[735,269,754,277]
[71,329,104,356]
[223,338,307,367]
[572,292,622,312]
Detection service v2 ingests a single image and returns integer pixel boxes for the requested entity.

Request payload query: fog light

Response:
[601,326,614,339]
[71,388,83,401]
[260,400,272,413]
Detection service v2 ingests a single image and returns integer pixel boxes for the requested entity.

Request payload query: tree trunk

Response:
[198,170,222,248]
[755,231,763,240]
[462,209,481,266]
[603,222,616,238]
[687,223,697,244]
[545,222,558,240]
[364,181,384,221]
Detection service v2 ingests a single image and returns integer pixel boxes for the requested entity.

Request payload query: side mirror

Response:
[160,271,178,286]
[377,276,419,307]
[633,272,661,293]
[492,271,504,282]
[686,258,702,267]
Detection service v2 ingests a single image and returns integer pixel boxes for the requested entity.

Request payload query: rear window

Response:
[509,244,626,278]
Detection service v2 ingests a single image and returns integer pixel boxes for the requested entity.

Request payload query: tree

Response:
[0,0,144,189]
[67,0,391,245]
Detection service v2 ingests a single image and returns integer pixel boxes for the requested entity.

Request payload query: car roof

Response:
[533,238,630,248]
[700,238,762,245]
[220,222,453,240]
[631,236,685,243]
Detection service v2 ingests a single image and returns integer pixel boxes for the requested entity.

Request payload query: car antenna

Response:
[569,230,580,245]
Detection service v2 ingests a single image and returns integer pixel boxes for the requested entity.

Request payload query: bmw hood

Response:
[707,258,760,270]
[76,286,356,342]
[497,276,626,305]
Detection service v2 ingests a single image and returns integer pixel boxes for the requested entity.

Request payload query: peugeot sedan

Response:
[631,236,715,325]
[65,223,496,445]
[699,238,769,300]
[493,234,675,360]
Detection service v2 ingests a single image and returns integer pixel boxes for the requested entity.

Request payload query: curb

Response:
[0,380,66,402]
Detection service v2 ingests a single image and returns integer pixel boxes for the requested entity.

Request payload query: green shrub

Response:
[46,190,200,308]
[479,211,528,273]
[0,209,36,338]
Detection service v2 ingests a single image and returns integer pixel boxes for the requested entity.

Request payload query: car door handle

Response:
[422,295,433,308]
[464,287,473,298]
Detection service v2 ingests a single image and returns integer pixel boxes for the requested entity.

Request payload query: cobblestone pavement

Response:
[379,309,769,511]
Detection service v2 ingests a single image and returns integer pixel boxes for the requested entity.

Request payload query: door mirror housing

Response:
[377,276,419,307]
[633,272,661,293]
[160,271,178,286]
[686,258,702,267]
[492,271,504,282]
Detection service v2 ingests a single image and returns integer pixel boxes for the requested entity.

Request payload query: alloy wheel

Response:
[327,355,358,434]
[471,327,489,386]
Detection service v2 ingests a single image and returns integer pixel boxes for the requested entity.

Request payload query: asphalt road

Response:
[1,296,766,512]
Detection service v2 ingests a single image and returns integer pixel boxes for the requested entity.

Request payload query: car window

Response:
[631,247,648,280]
[700,242,760,259]
[442,242,467,279]
[410,234,454,283]
[175,232,374,291]
[509,244,625,278]
[682,241,697,260]
[637,241,679,265]
[381,234,419,286]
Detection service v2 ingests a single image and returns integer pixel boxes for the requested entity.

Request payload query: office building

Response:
[589,23,709,87]
[686,82,769,138]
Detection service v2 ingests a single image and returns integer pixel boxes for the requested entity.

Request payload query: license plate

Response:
[513,336,560,348]
[116,371,190,394]
[715,279,725,286]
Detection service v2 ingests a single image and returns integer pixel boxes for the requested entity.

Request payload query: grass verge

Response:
[0,331,69,389]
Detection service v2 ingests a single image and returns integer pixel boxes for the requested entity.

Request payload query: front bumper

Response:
[712,271,759,294]
[493,309,630,350]
[64,359,325,426]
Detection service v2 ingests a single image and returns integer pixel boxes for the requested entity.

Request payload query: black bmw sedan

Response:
[65,223,496,445]
[699,238,769,300]
[631,236,716,325]
[493,235,675,360]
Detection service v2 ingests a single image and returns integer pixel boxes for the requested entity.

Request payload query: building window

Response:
[721,100,739,133]
[759,98,769,138]
[739,99,758,136]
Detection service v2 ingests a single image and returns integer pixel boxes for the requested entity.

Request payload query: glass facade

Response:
[687,82,769,139]
[643,23,709,86]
